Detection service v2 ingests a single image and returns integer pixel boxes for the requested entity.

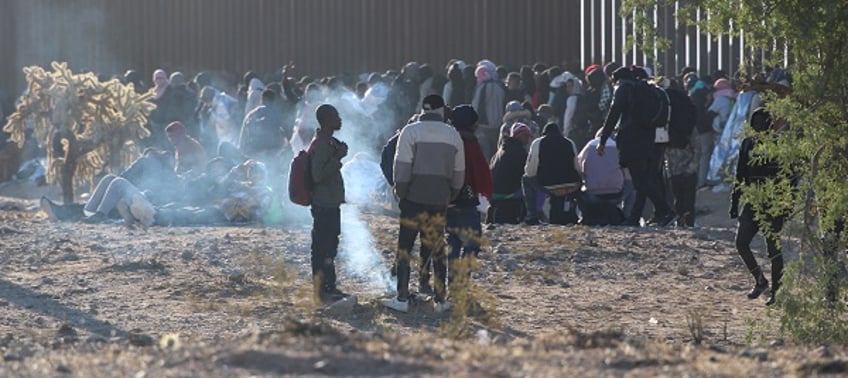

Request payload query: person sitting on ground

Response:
[489,123,532,224]
[523,122,582,225]
[166,121,207,176]
[219,160,273,223]
[498,101,536,148]
[239,89,287,161]
[577,129,625,226]
[41,173,155,229]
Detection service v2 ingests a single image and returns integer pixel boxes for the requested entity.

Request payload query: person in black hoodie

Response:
[523,122,582,225]
[489,122,532,224]
[730,108,789,306]
[597,67,674,226]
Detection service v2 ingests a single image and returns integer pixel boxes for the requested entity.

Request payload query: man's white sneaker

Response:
[434,301,452,314]
[382,297,409,313]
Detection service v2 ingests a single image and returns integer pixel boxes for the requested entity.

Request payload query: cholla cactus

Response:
[2,62,156,203]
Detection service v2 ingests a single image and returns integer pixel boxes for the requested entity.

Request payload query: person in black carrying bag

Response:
[597,66,675,227]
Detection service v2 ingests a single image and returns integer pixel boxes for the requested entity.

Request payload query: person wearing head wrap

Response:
[583,64,614,139]
[498,101,535,148]
[683,72,714,188]
[471,61,507,161]
[445,105,492,280]
[442,61,468,108]
[245,77,266,115]
[707,78,737,135]
[489,122,533,224]
[152,69,170,99]
[166,121,207,175]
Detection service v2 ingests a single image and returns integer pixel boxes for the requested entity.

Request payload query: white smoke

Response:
[339,205,394,294]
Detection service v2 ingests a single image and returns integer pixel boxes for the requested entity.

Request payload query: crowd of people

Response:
[0,57,795,309]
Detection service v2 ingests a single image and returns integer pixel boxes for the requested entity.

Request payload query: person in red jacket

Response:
[446,105,493,286]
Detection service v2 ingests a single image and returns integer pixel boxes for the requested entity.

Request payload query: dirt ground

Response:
[0,181,846,377]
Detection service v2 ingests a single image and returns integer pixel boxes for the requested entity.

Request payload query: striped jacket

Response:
[393,113,465,206]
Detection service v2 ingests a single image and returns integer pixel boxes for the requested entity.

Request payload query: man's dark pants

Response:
[397,199,448,302]
[311,205,341,295]
[735,205,786,291]
[626,152,672,222]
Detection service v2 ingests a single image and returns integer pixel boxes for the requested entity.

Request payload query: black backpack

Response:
[626,80,667,129]
[661,88,697,148]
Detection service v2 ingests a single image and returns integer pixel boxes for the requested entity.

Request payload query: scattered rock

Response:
[704,285,715,291]
[56,324,77,338]
[739,348,768,361]
[227,272,247,285]
[494,244,512,255]
[800,360,848,375]
[313,359,336,373]
[56,364,72,374]
[0,300,9,307]
[814,345,832,358]
[85,335,108,344]
[769,339,784,347]
[128,330,154,347]
[4,353,22,362]
[619,293,630,300]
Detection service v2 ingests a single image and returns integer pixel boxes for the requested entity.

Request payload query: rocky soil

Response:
[0,182,846,377]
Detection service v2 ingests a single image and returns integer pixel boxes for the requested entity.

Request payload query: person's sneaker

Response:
[747,280,770,300]
[434,301,452,314]
[382,297,409,313]
[40,196,58,221]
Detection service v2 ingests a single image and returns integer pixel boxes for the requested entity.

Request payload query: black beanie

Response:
[450,105,478,130]
[611,66,634,82]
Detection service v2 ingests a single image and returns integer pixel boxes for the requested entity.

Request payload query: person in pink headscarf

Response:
[152,69,170,99]
[707,78,737,134]
[471,61,506,161]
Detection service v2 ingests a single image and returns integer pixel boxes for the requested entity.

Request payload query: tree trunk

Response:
[60,134,79,205]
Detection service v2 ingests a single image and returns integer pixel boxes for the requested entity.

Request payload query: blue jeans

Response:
[446,206,482,261]
[522,176,549,221]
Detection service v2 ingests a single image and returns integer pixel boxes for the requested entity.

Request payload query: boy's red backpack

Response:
[288,139,317,206]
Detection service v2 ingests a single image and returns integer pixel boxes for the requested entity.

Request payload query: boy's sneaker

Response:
[434,301,452,314]
[382,297,409,313]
